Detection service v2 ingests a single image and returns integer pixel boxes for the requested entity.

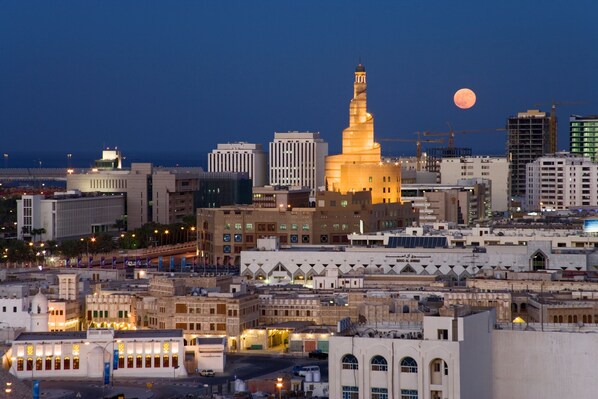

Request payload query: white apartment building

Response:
[328,310,494,399]
[329,309,598,399]
[208,142,267,187]
[525,152,598,211]
[269,132,328,196]
[440,156,509,212]
[17,193,125,241]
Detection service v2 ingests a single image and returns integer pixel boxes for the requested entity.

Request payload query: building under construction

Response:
[425,147,472,175]
[507,109,551,199]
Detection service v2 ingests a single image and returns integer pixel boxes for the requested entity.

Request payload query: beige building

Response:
[325,64,402,204]
[141,274,260,351]
[197,190,416,265]
[151,169,200,224]
[444,292,513,322]
[440,156,509,212]
[85,292,137,330]
[48,300,81,331]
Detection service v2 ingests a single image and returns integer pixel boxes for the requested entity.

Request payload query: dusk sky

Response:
[1,1,597,158]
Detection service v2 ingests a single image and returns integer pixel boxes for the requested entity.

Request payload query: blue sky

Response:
[1,1,597,157]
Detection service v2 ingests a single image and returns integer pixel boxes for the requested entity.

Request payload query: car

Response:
[308,350,328,360]
[199,369,215,377]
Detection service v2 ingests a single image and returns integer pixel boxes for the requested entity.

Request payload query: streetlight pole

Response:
[276,377,283,399]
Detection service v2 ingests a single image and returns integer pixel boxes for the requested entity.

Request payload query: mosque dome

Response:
[31,289,48,315]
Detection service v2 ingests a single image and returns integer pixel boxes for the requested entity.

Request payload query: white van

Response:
[298,365,320,376]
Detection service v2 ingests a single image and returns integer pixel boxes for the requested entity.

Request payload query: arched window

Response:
[341,354,358,370]
[371,355,387,371]
[400,357,418,373]
[531,251,546,271]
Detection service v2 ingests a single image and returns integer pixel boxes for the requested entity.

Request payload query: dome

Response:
[31,289,48,314]
[355,63,366,73]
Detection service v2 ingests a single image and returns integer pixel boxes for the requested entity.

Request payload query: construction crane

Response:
[533,101,584,153]
[423,122,505,149]
[378,132,444,171]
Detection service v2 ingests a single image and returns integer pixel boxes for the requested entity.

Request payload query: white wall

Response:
[493,329,597,399]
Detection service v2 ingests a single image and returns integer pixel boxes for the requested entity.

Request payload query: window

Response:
[119,356,125,369]
[136,355,143,368]
[437,329,448,340]
[64,357,70,370]
[173,354,179,368]
[36,358,42,370]
[73,356,79,370]
[223,234,231,242]
[401,389,418,399]
[45,356,52,370]
[400,357,418,373]
[279,224,287,230]
[154,355,161,367]
[372,387,388,399]
[342,386,359,399]
[163,355,170,368]
[235,223,242,230]
[127,355,134,368]
[17,358,24,371]
[26,358,33,371]
[341,354,358,370]
[371,355,387,371]
[245,223,253,230]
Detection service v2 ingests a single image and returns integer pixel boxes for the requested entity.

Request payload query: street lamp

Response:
[276,377,283,399]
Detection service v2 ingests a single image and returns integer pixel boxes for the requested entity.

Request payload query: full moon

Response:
[454,88,476,109]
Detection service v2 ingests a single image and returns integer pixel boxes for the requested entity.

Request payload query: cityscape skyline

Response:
[2,1,598,155]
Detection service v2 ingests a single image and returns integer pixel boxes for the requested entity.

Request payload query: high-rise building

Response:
[208,142,267,187]
[570,115,598,162]
[440,156,510,212]
[525,153,598,211]
[507,109,551,200]
[325,64,402,204]
[269,131,328,196]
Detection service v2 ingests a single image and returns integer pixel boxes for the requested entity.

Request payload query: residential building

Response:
[507,109,551,200]
[440,157,509,212]
[17,192,125,241]
[328,308,495,399]
[57,274,78,301]
[48,300,81,331]
[325,64,402,204]
[525,153,598,211]
[328,307,598,399]
[208,142,267,187]
[569,114,598,161]
[269,132,328,196]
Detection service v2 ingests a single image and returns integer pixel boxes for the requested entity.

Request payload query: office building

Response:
[208,142,267,187]
[17,192,125,241]
[68,161,248,228]
[569,115,598,162]
[325,64,402,204]
[269,132,328,196]
[525,153,598,211]
[440,157,509,212]
[197,190,416,265]
[507,109,551,200]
